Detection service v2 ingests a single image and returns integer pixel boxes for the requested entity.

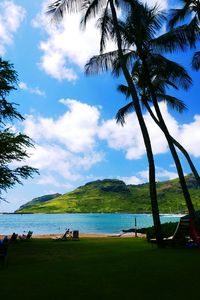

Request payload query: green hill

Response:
[15,175,200,213]
[17,193,62,211]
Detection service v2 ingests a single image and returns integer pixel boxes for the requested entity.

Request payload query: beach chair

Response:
[165,217,200,246]
[168,217,190,244]
[19,231,33,241]
[52,229,72,241]
[0,240,9,268]
[149,218,190,246]
[9,233,18,243]
[72,230,80,241]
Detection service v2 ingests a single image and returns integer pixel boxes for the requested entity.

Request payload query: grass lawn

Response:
[0,237,199,300]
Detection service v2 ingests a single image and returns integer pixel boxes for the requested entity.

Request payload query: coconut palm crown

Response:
[169,0,200,70]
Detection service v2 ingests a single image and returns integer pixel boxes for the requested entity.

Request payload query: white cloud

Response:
[23,99,200,166]
[32,0,168,82]
[178,115,200,158]
[19,99,104,182]
[137,170,149,181]
[138,167,178,182]
[32,0,115,81]
[20,143,104,182]
[119,176,144,185]
[37,174,73,189]
[19,82,46,97]
[99,102,200,161]
[24,98,101,152]
[23,99,200,165]
[18,98,200,189]
[119,165,178,185]
[0,1,25,55]
[99,103,173,159]
[156,168,178,180]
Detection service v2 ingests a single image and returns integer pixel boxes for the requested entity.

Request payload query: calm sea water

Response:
[0,213,183,235]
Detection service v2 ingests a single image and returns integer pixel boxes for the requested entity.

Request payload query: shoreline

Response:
[0,212,185,215]
[0,232,146,239]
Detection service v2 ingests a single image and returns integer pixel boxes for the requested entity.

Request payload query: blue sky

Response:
[1,0,200,212]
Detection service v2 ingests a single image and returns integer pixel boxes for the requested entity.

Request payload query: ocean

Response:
[0,213,183,235]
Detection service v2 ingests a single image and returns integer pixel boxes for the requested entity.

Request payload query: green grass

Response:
[1,238,200,300]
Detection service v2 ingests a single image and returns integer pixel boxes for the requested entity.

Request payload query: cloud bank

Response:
[20,99,200,187]
[32,0,169,82]
[0,1,25,55]
[32,0,116,81]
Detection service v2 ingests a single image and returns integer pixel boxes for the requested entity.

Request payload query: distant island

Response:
[15,174,200,214]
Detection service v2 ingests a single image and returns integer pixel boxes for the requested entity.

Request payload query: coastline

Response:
[0,212,185,215]
[0,232,146,239]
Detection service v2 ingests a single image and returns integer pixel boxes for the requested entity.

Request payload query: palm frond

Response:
[112,50,137,77]
[192,51,200,70]
[162,60,192,90]
[151,25,189,53]
[85,51,119,75]
[117,84,131,99]
[146,4,166,33]
[96,3,113,53]
[47,0,79,22]
[146,54,192,90]
[185,16,200,46]
[168,4,191,29]
[156,94,187,113]
[116,101,135,125]
[164,80,179,90]
[81,0,106,28]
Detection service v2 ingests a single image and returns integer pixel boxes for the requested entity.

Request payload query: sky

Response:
[1,0,200,212]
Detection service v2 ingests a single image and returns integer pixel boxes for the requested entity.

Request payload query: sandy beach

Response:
[0,232,146,239]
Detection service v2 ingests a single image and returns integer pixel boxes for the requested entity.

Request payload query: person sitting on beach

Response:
[0,236,8,244]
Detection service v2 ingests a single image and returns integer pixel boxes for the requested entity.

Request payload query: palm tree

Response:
[169,0,200,70]
[85,1,197,222]
[123,1,196,220]
[116,63,200,187]
[86,46,198,219]
[47,0,164,246]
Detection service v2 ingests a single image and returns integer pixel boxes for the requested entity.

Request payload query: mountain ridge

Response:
[15,174,200,213]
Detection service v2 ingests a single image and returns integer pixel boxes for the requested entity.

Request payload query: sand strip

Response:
[0,233,146,239]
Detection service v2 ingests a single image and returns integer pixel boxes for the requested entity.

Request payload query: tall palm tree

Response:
[86,45,198,219]
[123,1,196,220]
[85,1,197,222]
[169,0,200,70]
[47,0,164,246]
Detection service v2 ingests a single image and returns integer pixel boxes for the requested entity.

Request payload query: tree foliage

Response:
[0,58,38,201]
[169,0,200,70]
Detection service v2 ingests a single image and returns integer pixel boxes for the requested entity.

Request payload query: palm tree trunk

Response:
[141,58,196,221]
[109,0,163,246]
[145,101,200,186]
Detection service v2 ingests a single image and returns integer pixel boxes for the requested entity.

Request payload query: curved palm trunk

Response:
[145,101,200,186]
[141,58,196,221]
[109,0,163,246]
